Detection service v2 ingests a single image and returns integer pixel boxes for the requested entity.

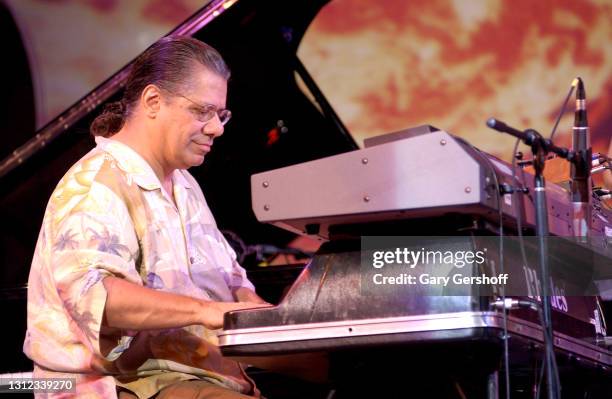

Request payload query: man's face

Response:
[158,65,228,171]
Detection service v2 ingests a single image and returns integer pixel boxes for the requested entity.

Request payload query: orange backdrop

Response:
[299,0,612,168]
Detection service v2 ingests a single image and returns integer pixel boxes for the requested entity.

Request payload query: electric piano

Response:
[220,126,612,397]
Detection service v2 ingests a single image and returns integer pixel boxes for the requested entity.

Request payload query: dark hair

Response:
[90,36,230,137]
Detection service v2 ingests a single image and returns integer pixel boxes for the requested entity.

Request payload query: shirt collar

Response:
[172,169,193,190]
[95,136,192,191]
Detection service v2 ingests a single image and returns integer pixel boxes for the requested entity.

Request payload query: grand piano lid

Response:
[0,0,357,287]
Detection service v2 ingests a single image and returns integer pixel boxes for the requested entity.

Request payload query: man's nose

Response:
[202,114,224,137]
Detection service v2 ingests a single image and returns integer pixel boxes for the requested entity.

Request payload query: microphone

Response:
[486,118,572,159]
[573,77,589,147]
[486,118,524,138]
[570,77,592,237]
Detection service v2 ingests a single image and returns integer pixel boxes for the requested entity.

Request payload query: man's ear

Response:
[140,84,163,118]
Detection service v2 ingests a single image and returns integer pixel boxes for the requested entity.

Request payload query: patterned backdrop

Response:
[6,0,612,180]
[298,0,612,173]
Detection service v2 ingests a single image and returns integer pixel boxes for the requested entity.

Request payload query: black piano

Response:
[0,0,353,379]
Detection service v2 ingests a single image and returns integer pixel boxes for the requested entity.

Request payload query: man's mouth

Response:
[193,141,212,152]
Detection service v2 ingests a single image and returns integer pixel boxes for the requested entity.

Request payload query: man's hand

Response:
[232,286,270,304]
[103,276,272,332]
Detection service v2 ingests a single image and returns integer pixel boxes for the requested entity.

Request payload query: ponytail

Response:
[90,101,126,137]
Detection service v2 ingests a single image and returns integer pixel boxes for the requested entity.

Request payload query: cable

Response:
[471,146,511,399]
[486,77,576,398]
[543,89,581,393]
[510,140,548,399]
[502,142,562,399]
[543,79,577,399]
[495,164,512,399]
[549,78,578,140]
[529,78,578,398]
[503,141,563,399]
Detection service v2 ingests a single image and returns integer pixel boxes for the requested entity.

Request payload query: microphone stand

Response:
[530,131,558,399]
[486,119,573,399]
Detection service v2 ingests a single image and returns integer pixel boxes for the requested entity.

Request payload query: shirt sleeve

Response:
[50,182,142,362]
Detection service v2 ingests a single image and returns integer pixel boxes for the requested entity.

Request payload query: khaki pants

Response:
[118,380,257,399]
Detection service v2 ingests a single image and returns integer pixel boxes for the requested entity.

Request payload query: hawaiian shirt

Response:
[24,137,257,398]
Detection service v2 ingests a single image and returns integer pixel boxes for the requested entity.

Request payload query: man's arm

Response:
[103,276,266,331]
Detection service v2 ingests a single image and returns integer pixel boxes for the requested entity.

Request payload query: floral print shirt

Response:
[24,137,257,398]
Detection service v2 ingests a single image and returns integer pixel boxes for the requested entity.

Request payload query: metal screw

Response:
[465,187,472,193]
[440,139,447,146]
[363,196,370,202]
[362,158,368,165]
[262,181,269,188]
[264,205,270,211]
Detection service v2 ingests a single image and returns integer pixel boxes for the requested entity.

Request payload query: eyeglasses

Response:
[175,93,232,126]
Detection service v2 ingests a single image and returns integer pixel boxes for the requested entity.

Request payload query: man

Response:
[24,36,268,398]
